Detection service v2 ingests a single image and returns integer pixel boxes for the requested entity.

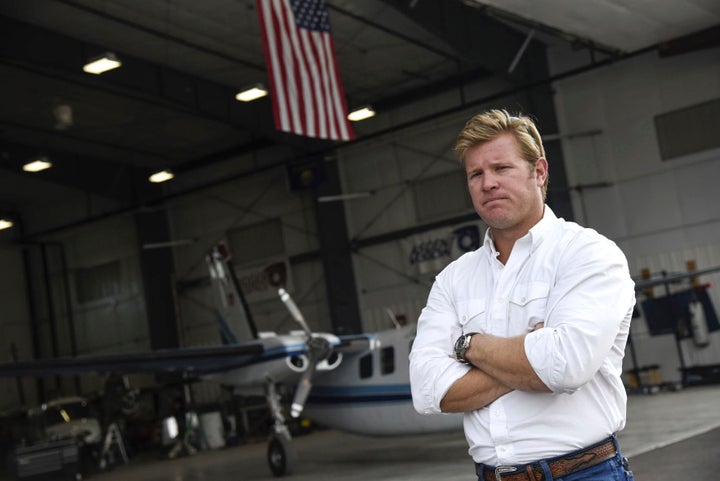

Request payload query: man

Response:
[409,109,635,481]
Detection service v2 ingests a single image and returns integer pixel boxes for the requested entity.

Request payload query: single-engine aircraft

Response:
[0,243,462,476]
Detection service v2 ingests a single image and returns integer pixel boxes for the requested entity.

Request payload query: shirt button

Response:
[499,446,506,453]
[521,297,526,302]
[497,297,504,303]
[462,315,467,321]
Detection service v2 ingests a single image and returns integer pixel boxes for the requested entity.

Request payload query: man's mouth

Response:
[483,197,506,206]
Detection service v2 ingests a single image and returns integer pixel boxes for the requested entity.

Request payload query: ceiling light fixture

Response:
[149,169,174,183]
[347,106,375,122]
[235,84,268,102]
[142,238,197,250]
[317,192,373,203]
[83,52,122,75]
[23,157,52,173]
[52,102,74,130]
[0,219,14,231]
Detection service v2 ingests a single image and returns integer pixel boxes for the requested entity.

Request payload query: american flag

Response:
[257,0,355,141]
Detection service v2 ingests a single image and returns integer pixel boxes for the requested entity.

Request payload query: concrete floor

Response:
[17,385,720,481]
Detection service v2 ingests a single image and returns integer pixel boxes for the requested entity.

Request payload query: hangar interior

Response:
[0,0,719,474]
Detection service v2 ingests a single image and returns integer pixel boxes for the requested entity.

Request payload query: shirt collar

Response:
[527,205,556,248]
[482,226,498,258]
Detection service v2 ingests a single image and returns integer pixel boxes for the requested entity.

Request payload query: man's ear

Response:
[535,157,548,185]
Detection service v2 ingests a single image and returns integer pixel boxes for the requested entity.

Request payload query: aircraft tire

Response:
[267,434,296,477]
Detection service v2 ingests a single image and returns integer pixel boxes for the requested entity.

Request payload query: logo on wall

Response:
[236,258,292,302]
[404,224,482,276]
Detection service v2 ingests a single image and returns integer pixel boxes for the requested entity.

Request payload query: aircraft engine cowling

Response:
[286,354,309,373]
[316,351,342,371]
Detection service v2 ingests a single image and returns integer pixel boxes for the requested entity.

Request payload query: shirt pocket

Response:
[455,298,487,334]
[509,282,550,331]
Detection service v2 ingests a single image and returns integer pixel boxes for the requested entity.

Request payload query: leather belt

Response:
[476,437,618,481]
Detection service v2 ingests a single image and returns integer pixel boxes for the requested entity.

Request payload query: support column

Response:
[134,210,180,350]
[314,159,363,335]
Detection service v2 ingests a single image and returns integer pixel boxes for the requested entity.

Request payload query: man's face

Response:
[464,134,547,237]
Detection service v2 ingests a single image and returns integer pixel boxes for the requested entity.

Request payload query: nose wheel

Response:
[267,432,296,477]
[265,382,297,476]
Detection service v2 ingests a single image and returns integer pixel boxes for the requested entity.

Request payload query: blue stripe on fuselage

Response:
[307,384,412,404]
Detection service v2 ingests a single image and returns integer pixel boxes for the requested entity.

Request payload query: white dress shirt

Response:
[409,206,635,465]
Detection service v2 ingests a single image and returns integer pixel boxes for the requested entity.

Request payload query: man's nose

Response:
[481,172,498,190]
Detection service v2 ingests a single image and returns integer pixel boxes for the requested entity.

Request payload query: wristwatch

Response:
[454,332,478,365]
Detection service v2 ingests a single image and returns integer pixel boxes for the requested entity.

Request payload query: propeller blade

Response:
[278,288,312,338]
[277,288,334,419]
[290,368,314,418]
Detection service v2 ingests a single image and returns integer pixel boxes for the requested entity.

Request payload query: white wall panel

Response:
[55,216,150,357]
[673,154,720,224]
[619,172,684,237]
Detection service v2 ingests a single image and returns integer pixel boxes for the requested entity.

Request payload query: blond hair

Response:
[455,109,548,199]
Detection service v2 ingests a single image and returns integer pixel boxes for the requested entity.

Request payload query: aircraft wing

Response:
[0,342,265,378]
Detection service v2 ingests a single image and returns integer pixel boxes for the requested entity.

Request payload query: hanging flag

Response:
[257,0,355,141]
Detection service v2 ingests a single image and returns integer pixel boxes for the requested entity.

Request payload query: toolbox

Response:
[14,437,82,480]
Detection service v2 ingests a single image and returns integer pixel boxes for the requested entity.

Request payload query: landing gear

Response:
[267,432,296,477]
[265,382,297,477]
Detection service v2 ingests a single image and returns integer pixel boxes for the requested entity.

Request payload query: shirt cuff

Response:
[524,329,569,393]
[432,360,472,412]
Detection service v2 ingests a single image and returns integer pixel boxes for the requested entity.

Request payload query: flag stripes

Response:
[257,0,355,141]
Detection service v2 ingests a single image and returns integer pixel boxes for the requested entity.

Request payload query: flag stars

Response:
[291,0,331,32]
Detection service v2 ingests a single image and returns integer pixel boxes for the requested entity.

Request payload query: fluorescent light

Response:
[83,52,122,74]
[235,84,268,102]
[317,192,372,202]
[149,169,174,183]
[0,219,13,230]
[347,106,375,122]
[23,157,52,172]
[142,239,196,250]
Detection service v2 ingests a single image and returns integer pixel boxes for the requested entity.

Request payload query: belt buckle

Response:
[494,465,518,481]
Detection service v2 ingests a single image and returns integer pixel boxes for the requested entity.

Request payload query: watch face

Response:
[454,335,465,354]
[454,333,476,364]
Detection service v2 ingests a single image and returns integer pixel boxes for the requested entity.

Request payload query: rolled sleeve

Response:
[410,349,470,413]
[524,328,569,392]
[524,236,635,394]
[409,268,470,414]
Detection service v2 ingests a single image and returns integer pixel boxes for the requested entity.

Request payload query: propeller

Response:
[278,288,332,418]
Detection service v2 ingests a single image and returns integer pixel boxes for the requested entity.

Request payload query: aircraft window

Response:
[381,347,395,375]
[359,353,373,379]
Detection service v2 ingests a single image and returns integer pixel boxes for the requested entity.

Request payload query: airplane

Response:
[0,243,462,477]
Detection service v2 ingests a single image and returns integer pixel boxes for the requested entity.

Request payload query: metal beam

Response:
[381,0,538,80]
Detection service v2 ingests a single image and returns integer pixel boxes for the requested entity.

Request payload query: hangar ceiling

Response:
[0,0,717,240]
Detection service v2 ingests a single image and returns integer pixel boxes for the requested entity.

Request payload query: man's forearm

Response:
[466,332,550,392]
[440,367,513,412]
